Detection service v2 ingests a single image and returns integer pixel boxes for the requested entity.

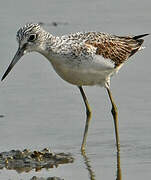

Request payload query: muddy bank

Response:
[30,176,63,180]
[0,148,74,173]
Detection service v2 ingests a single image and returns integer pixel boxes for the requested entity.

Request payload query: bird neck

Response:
[38,32,63,61]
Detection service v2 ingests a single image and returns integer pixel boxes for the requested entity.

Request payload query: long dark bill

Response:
[1,48,24,81]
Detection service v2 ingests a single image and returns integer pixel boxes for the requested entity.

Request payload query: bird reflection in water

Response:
[81,150,122,180]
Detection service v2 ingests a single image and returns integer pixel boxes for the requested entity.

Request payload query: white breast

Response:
[49,55,116,87]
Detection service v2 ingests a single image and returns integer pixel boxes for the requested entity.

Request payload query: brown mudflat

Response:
[0,148,74,173]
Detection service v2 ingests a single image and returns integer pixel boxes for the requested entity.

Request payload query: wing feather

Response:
[85,34,148,67]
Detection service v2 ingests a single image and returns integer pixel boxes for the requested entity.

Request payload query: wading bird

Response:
[1,23,149,152]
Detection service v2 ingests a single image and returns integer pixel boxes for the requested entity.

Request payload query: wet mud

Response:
[0,148,74,173]
[30,176,63,180]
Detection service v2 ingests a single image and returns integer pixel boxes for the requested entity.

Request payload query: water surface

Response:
[0,0,151,179]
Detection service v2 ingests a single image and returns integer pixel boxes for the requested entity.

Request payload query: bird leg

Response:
[106,87,120,152]
[78,86,92,152]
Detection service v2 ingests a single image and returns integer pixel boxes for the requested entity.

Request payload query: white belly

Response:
[50,56,116,86]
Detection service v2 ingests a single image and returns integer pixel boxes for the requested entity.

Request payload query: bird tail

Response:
[129,33,149,57]
[133,33,149,45]
[133,33,149,40]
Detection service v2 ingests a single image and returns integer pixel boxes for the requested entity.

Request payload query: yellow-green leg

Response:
[78,86,92,152]
[106,87,120,152]
[116,151,122,180]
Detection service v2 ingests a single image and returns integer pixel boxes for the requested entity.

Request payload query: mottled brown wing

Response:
[85,34,147,67]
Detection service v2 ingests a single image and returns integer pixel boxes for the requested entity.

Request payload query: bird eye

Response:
[28,34,37,42]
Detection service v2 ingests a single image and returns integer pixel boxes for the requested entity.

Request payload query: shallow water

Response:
[0,0,151,179]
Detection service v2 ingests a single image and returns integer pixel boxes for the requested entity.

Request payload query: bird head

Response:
[1,23,49,81]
